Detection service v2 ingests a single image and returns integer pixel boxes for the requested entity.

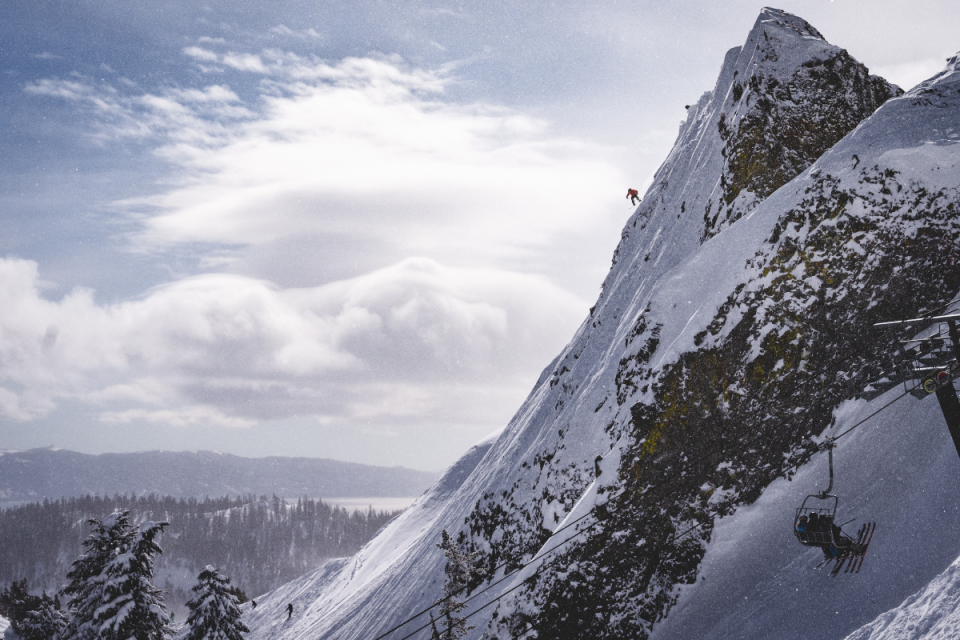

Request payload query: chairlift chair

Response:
[792,438,875,574]
[794,494,841,548]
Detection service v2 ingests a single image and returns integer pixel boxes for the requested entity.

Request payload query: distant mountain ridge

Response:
[0,448,439,503]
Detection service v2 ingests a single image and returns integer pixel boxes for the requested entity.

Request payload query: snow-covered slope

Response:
[242,432,500,637]
[244,11,960,640]
[844,554,960,640]
[650,386,960,640]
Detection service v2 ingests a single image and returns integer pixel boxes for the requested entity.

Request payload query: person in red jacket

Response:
[626,188,640,205]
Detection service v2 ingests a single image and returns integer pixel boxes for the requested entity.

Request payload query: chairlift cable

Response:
[379,382,915,639]
[399,510,707,640]
[393,515,608,640]
[396,502,724,640]
[833,386,914,441]
[371,502,603,640]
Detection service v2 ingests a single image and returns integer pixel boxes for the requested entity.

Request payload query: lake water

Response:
[322,496,419,513]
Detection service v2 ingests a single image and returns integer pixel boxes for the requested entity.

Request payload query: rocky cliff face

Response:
[480,11,914,638]
[242,12,960,640]
[705,12,899,241]
[493,135,960,638]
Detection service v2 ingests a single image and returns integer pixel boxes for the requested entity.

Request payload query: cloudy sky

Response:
[0,1,956,471]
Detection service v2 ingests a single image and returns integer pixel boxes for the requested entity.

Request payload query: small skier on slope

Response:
[626,188,641,205]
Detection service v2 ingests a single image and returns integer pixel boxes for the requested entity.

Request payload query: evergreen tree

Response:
[225,585,248,605]
[18,593,68,640]
[0,579,43,636]
[94,520,170,640]
[433,530,481,640]
[61,512,170,640]
[62,511,135,640]
[182,566,249,640]
[0,493,400,604]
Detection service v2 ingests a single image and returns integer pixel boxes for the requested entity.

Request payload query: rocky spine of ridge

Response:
[472,16,957,640]
[458,11,900,583]
[707,11,901,241]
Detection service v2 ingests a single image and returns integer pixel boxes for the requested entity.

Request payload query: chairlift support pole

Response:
[935,318,960,457]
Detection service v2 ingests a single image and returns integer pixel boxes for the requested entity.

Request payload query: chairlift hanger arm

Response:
[823,440,834,497]
[810,438,835,497]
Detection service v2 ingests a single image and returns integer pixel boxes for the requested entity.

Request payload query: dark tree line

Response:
[0,494,399,606]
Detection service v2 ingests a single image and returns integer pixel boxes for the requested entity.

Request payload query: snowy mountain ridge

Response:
[0,448,438,505]
[242,11,960,640]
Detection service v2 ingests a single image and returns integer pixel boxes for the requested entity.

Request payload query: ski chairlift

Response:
[793,438,875,574]
[872,311,960,461]
[871,310,960,399]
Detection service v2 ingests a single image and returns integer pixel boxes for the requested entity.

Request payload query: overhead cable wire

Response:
[379,379,918,639]
[386,496,718,640]
[393,513,609,640]
[834,385,915,441]
[417,510,716,640]
[371,502,603,640]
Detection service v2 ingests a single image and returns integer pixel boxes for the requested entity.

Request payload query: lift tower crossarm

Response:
[874,313,960,327]
[873,314,960,461]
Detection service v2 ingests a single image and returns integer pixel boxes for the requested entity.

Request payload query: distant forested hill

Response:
[0,493,399,609]
[0,449,439,505]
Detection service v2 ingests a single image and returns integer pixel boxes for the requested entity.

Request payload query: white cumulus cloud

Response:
[0,257,585,434]
[17,51,625,462]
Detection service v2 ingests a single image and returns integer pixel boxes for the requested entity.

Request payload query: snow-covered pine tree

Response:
[17,594,68,640]
[94,520,170,640]
[0,579,52,638]
[61,510,136,640]
[182,565,249,640]
[433,530,480,640]
[0,579,39,634]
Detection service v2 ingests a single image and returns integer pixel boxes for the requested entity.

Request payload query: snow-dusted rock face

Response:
[243,12,960,640]
[648,53,960,640]
[706,10,899,240]
[611,7,898,274]
[495,55,959,640]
